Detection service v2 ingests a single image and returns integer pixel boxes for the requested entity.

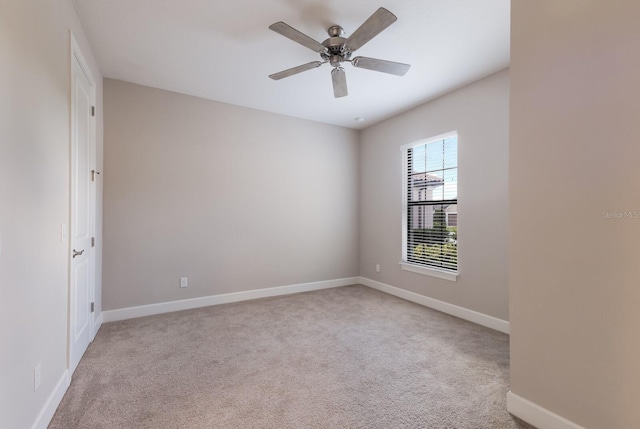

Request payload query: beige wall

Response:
[510,0,640,427]
[0,0,103,427]
[359,69,510,321]
[102,80,359,310]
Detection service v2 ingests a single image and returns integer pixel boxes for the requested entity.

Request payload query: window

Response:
[401,132,458,279]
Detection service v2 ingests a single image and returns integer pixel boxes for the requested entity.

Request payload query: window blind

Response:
[405,135,458,271]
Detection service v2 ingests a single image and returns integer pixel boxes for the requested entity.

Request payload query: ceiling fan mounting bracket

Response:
[327,25,345,38]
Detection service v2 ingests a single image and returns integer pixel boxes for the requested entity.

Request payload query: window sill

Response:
[399,262,458,282]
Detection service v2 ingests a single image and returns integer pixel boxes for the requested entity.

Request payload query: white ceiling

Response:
[71,0,510,130]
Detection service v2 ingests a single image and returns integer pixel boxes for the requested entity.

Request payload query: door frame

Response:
[68,32,97,372]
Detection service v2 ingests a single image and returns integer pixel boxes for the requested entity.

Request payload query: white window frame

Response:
[400,131,459,282]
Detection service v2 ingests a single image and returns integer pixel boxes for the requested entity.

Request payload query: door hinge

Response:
[90,302,95,313]
[91,170,100,181]
[91,237,95,247]
[91,106,95,117]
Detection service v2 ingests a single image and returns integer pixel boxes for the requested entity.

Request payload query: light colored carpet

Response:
[49,285,534,428]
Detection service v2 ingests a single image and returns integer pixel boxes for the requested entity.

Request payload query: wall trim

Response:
[399,262,458,282]
[358,277,510,334]
[103,277,359,323]
[31,370,70,429]
[102,276,509,333]
[507,391,584,429]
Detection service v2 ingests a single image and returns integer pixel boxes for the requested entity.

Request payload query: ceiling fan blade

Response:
[331,67,348,98]
[269,22,327,53]
[345,8,397,52]
[269,61,324,80]
[351,56,411,76]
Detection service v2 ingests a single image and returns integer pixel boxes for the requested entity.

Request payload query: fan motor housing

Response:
[321,31,351,67]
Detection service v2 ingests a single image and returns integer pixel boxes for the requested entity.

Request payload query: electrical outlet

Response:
[180,277,188,288]
[34,364,41,391]
[376,264,380,273]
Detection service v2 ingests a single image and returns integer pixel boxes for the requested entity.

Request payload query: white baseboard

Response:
[31,370,70,429]
[358,277,510,334]
[102,276,509,334]
[507,391,584,429]
[103,277,359,323]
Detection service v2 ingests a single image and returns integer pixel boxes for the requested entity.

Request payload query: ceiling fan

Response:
[268,7,411,98]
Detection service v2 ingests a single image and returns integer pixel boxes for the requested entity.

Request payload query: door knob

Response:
[72,249,84,258]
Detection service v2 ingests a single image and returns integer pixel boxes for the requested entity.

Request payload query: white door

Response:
[70,44,95,374]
